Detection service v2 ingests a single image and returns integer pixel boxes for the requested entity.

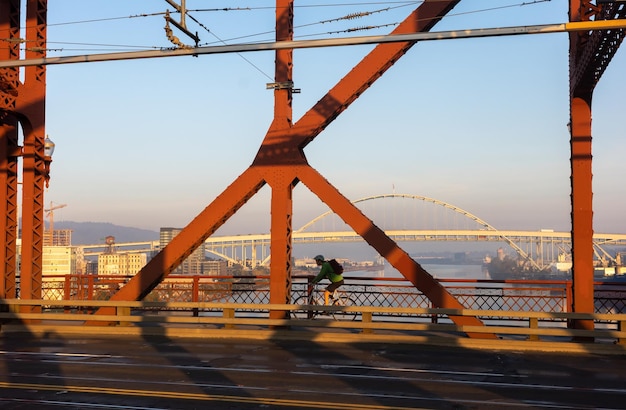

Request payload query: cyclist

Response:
[312,255,344,305]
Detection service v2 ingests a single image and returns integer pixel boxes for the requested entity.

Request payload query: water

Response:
[348,263,488,280]
[421,264,487,280]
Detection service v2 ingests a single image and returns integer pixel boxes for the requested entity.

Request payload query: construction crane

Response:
[44,201,67,246]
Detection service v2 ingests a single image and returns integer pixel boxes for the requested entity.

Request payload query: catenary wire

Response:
[4,1,551,51]
[3,0,553,74]
[183,12,273,81]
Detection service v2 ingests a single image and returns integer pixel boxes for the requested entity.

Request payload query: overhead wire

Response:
[200,2,418,45]
[183,11,273,80]
[45,12,167,28]
[290,0,553,39]
[1,11,168,53]
[197,0,552,45]
[3,0,550,49]
[4,2,419,79]
[2,1,554,66]
[188,2,420,12]
[183,2,413,79]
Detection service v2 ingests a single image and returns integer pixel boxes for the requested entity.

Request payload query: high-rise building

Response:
[43,228,72,246]
[160,227,207,275]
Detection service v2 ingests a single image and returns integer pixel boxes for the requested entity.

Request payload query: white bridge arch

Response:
[295,194,540,269]
[202,194,626,269]
[78,194,626,270]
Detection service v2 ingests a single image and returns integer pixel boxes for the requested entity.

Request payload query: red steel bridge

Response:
[1,1,625,339]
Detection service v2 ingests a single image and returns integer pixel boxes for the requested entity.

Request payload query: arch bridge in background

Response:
[202,193,625,268]
[296,194,539,269]
[75,193,625,271]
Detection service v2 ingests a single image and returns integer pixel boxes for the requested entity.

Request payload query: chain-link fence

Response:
[39,274,626,323]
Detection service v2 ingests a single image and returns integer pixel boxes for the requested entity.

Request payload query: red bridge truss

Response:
[1,0,624,338]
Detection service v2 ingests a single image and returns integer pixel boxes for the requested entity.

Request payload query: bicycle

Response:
[292,284,358,321]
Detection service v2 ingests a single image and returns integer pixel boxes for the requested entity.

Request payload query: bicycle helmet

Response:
[314,255,324,262]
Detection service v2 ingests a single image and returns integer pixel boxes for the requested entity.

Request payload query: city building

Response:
[98,253,147,275]
[160,227,208,275]
[42,245,75,276]
[40,245,76,299]
[43,228,72,247]
[203,259,228,276]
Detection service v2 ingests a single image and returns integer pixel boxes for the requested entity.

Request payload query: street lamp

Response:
[43,135,55,188]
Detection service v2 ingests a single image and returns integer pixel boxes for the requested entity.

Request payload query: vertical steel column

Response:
[0,122,19,299]
[266,0,295,316]
[97,0,494,336]
[568,0,596,334]
[272,0,293,128]
[0,0,21,299]
[268,177,295,316]
[17,0,48,306]
[569,97,594,330]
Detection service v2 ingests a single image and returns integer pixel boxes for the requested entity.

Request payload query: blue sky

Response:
[38,1,625,236]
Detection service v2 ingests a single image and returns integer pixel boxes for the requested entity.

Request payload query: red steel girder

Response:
[0,0,48,302]
[266,0,296,314]
[99,0,497,337]
[0,0,21,299]
[588,3,626,85]
[568,0,624,335]
[297,165,492,337]
[16,0,48,306]
[0,120,19,298]
[254,0,462,164]
[108,168,266,303]
[570,0,626,95]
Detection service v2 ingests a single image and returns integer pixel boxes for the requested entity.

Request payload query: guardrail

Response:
[40,274,626,316]
[1,299,624,355]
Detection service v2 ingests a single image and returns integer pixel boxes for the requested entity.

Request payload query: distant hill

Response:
[53,221,159,245]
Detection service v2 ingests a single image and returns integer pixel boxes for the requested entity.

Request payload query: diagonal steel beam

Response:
[297,164,497,338]
[95,0,493,334]
[253,0,462,167]
[107,168,265,302]
[290,0,461,149]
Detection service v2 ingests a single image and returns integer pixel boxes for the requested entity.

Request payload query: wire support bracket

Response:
[266,81,301,93]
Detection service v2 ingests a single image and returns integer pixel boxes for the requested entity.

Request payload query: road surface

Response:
[1,331,625,409]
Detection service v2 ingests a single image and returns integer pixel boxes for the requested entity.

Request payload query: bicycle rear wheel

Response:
[331,296,358,321]
[292,296,318,319]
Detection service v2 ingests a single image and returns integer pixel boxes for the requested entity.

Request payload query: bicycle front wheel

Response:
[331,296,358,321]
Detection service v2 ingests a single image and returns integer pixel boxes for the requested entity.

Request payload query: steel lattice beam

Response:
[0,0,21,299]
[17,0,48,307]
[0,0,48,305]
[570,1,626,95]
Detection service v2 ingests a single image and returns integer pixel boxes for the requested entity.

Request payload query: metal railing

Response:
[40,274,626,319]
[1,298,625,354]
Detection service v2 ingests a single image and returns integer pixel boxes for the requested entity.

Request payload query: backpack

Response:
[328,258,344,275]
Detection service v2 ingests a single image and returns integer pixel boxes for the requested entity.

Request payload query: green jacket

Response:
[312,261,343,284]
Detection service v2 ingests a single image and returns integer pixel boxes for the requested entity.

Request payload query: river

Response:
[347,263,489,280]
